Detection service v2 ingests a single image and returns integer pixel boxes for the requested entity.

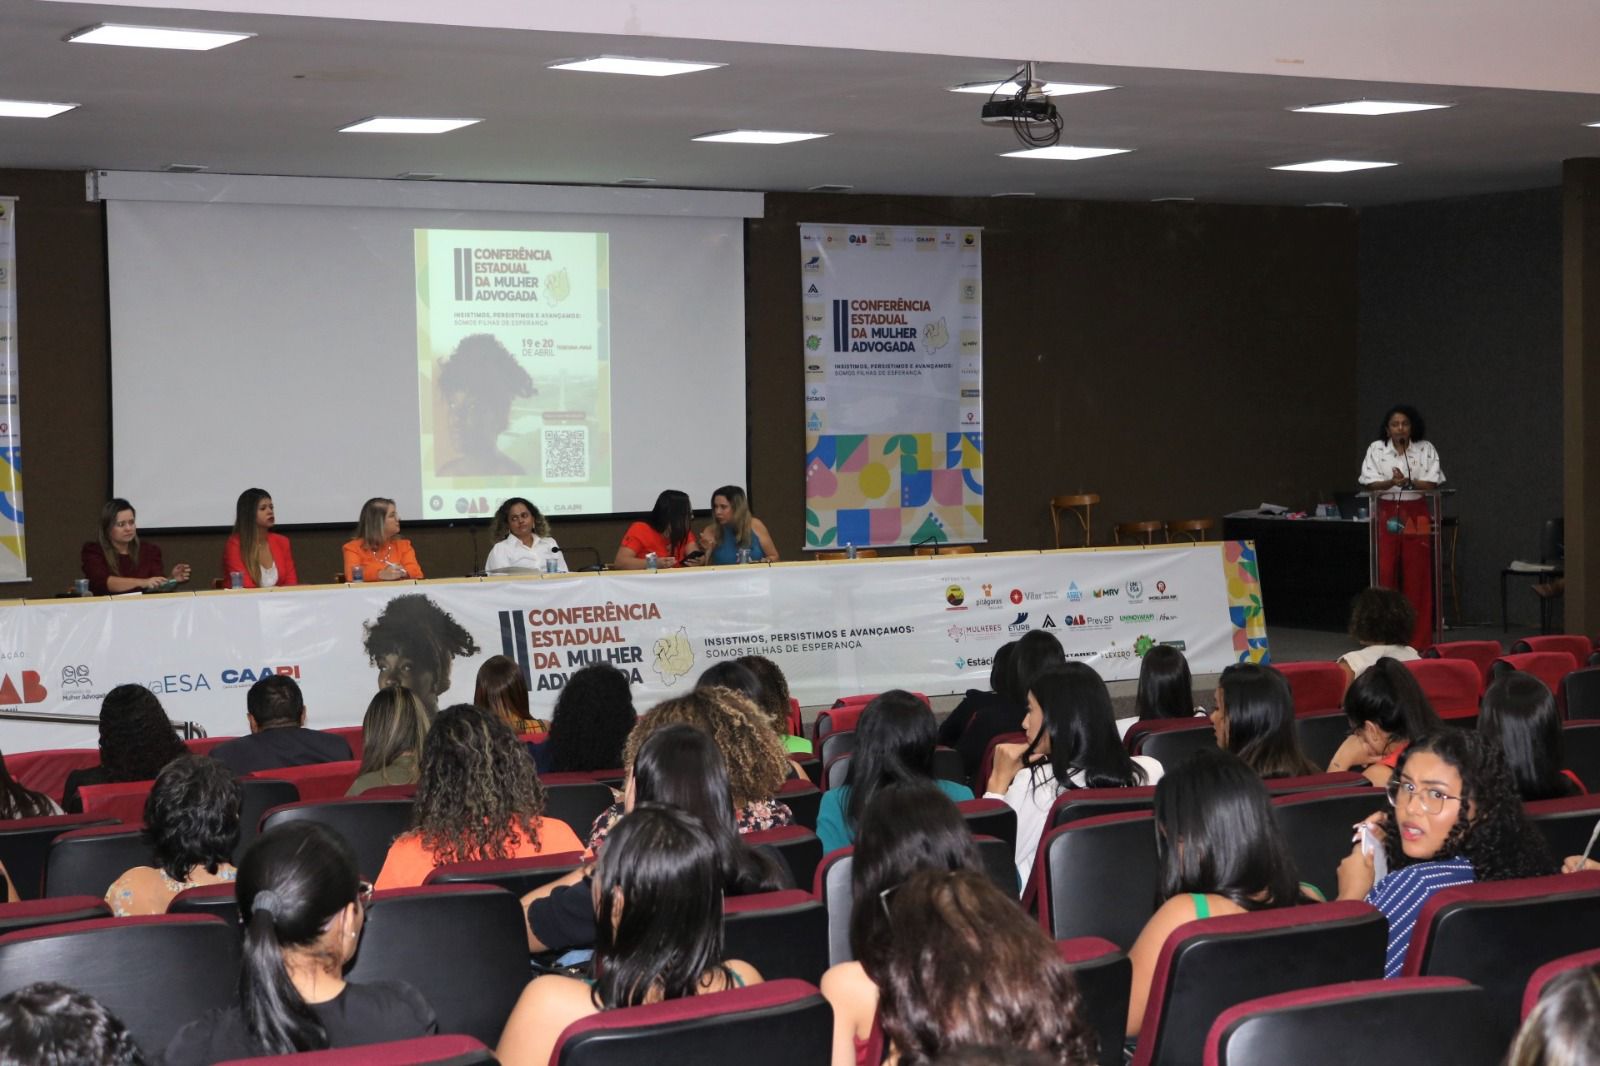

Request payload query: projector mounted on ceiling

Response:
[981,62,1062,149]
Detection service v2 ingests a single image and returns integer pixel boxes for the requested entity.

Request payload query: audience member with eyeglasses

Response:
[165,822,437,1064]
[1337,730,1558,977]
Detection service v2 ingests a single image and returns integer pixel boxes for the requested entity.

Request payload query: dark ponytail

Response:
[237,823,361,1055]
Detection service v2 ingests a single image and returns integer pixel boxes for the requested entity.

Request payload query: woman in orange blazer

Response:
[342,497,423,581]
[220,488,298,588]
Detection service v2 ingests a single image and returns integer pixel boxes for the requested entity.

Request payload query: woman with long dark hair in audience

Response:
[374,706,581,889]
[546,662,636,773]
[1326,656,1444,787]
[522,723,788,954]
[816,690,973,854]
[938,641,1015,748]
[955,630,1064,783]
[495,804,763,1066]
[105,755,240,916]
[986,664,1161,885]
[474,654,539,736]
[613,489,701,569]
[1479,670,1584,801]
[341,497,423,581]
[1337,729,1558,977]
[0,749,59,818]
[62,684,188,813]
[165,823,437,1064]
[738,654,812,756]
[80,498,191,595]
[0,982,147,1066]
[1210,663,1320,779]
[221,488,297,588]
[1125,644,1205,738]
[819,783,987,1066]
[346,686,431,796]
[1125,749,1316,1038]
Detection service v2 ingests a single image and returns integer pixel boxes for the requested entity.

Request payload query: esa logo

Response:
[221,665,303,687]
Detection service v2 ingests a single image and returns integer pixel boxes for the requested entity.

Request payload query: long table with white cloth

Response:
[0,542,1270,752]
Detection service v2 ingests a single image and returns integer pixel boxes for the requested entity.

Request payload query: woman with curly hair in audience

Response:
[816,690,973,854]
[738,654,811,755]
[1478,669,1585,801]
[1337,586,1420,686]
[374,706,581,889]
[823,783,989,1066]
[1326,656,1444,787]
[1337,728,1558,977]
[346,686,431,796]
[496,804,763,1066]
[105,755,240,916]
[0,982,147,1066]
[166,822,436,1064]
[586,685,793,849]
[62,684,189,813]
[1210,663,1320,779]
[545,662,637,773]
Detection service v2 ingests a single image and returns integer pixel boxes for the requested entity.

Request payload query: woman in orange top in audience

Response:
[220,488,298,588]
[374,706,580,889]
[342,497,423,581]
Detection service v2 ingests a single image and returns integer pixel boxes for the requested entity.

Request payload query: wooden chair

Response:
[1165,518,1215,542]
[815,549,878,560]
[912,544,975,555]
[1115,521,1165,546]
[1050,494,1099,548]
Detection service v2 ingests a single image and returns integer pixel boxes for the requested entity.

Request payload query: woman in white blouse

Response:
[484,497,567,573]
[1358,405,1444,650]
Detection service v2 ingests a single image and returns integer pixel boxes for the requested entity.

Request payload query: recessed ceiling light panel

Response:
[66,23,254,50]
[549,56,724,76]
[951,81,1115,97]
[1001,146,1131,160]
[340,117,480,134]
[1271,159,1397,173]
[693,130,829,144]
[1292,100,1450,116]
[0,99,79,118]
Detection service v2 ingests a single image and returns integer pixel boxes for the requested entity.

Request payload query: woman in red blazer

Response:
[220,488,298,588]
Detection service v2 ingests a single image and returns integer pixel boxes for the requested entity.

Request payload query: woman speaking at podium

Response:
[1359,405,1444,650]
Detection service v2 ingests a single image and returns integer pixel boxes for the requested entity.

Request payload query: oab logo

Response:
[0,671,47,705]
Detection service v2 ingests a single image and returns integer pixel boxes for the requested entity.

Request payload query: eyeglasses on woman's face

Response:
[1385,775,1461,816]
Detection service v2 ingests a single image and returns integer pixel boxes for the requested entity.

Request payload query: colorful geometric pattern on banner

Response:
[0,198,25,580]
[799,224,982,550]
[0,544,1267,752]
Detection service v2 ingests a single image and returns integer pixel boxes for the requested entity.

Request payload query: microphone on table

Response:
[911,530,946,554]
[566,545,606,572]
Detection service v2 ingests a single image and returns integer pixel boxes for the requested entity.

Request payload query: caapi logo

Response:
[221,665,302,687]
[0,671,46,705]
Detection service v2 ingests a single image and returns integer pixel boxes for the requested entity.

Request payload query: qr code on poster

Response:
[542,426,589,482]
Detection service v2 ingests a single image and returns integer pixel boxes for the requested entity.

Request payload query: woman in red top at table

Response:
[80,498,192,594]
[613,489,703,569]
[220,488,298,588]
[342,497,423,581]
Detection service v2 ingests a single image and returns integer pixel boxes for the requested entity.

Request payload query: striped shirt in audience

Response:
[1365,857,1475,978]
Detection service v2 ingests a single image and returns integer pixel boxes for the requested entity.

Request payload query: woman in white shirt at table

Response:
[1358,404,1444,650]
[484,497,567,574]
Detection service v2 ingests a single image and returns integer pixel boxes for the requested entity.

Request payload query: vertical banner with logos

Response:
[0,198,25,581]
[800,224,983,550]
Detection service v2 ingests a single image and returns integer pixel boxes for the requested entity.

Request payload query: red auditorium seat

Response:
[1522,946,1600,1020]
[1203,977,1498,1066]
[745,826,822,889]
[1125,718,1218,768]
[77,778,157,824]
[361,782,419,799]
[0,812,118,899]
[548,979,832,1066]
[260,797,414,882]
[1274,661,1345,715]
[1511,634,1594,668]
[813,848,855,966]
[1425,639,1503,688]
[182,735,234,756]
[1292,714,1351,769]
[425,851,587,896]
[1131,901,1386,1066]
[45,824,151,898]
[215,1034,496,1065]
[1057,938,1133,1066]
[1032,811,1159,947]
[1402,870,1600,1041]
[1492,651,1581,700]
[1563,721,1600,791]
[324,725,364,759]
[1525,793,1600,858]
[823,752,851,791]
[540,780,616,841]
[235,777,300,861]
[1261,771,1368,795]
[244,759,361,802]
[722,889,829,984]
[812,705,862,742]
[168,882,240,922]
[1270,788,1388,901]
[787,697,804,738]
[976,730,1028,791]
[1402,659,1481,720]
[3,747,100,802]
[817,728,857,767]
[0,894,110,933]
[1560,665,1600,720]
[776,777,821,830]
[1047,786,1158,831]
[956,797,1018,850]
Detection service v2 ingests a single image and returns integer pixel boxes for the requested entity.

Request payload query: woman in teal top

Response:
[700,485,779,565]
[815,690,973,853]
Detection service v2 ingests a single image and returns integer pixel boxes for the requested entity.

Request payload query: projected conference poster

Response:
[415,229,612,519]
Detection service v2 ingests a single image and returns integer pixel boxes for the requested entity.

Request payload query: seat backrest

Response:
[1524,794,1600,859]
[1203,977,1496,1066]
[261,797,414,882]
[323,725,364,759]
[1274,661,1345,716]
[1035,811,1159,946]
[77,778,157,824]
[0,894,111,933]
[1427,640,1503,687]
[1493,652,1581,700]
[1047,786,1158,830]
[0,914,240,1057]
[235,777,301,861]
[787,697,804,738]
[3,747,100,802]
[424,851,588,896]
[346,884,529,1046]
[776,778,822,830]
[211,1034,495,1065]
[1270,789,1388,900]
[930,746,964,786]
[815,849,855,967]
[552,979,832,1066]
[1404,870,1600,1040]
[1513,635,1593,668]
[45,824,152,898]
[1562,722,1600,792]
[1130,720,1218,768]
[957,797,1018,850]
[168,882,241,923]
[1262,771,1368,795]
[1522,946,1600,1020]
[746,826,823,889]
[1402,659,1483,719]
[814,706,864,742]
[543,780,618,840]
[722,890,829,984]
[974,835,1020,898]
[824,752,852,791]
[245,759,363,802]
[0,812,119,899]
[1133,901,1386,1066]
[1057,938,1132,1066]
[184,735,235,756]
[818,729,857,767]
[977,730,1029,793]
[1561,666,1600,721]
[1291,714,1354,772]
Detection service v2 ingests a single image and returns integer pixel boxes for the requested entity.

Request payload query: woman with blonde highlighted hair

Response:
[475,655,539,736]
[342,498,423,582]
[348,686,432,795]
[221,489,297,589]
[700,485,779,565]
